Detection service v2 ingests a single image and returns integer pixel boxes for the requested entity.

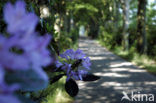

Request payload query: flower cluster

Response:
[56,49,91,81]
[0,1,52,103]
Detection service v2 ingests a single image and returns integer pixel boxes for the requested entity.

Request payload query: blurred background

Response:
[0,0,155,103]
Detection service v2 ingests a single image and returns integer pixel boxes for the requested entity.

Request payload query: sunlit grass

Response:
[41,76,74,103]
[98,40,156,75]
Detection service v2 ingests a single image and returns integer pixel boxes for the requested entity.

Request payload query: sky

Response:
[148,0,156,10]
[148,0,155,4]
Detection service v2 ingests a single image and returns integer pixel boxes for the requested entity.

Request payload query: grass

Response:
[98,40,156,75]
[41,76,74,103]
[31,76,74,103]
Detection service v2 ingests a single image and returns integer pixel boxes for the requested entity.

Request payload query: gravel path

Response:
[75,38,156,103]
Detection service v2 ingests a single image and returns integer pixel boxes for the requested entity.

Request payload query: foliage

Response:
[97,0,156,58]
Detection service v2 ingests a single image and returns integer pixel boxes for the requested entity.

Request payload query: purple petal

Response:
[0,65,4,83]
[7,13,38,35]
[15,0,26,15]
[3,3,14,24]
[0,82,20,94]
[0,52,29,70]
[4,1,38,35]
[60,49,75,60]
[0,94,21,103]
[34,68,49,82]
[82,57,91,70]
[55,61,63,68]
[74,49,86,59]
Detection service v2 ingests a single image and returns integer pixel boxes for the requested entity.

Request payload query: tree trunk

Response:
[114,0,120,31]
[121,0,130,51]
[137,0,147,54]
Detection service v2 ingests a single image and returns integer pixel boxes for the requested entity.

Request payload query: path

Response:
[75,38,156,103]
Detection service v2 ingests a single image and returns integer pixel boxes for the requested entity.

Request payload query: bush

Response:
[98,26,117,49]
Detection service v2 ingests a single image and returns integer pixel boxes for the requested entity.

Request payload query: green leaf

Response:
[50,74,65,84]
[82,74,100,81]
[65,79,79,97]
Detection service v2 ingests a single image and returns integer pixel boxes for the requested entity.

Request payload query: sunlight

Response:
[55,90,72,103]
[144,82,156,85]
[101,82,122,87]
[128,69,146,72]
[40,6,50,18]
[110,62,132,68]
[108,68,129,72]
[95,72,130,77]
[90,56,107,60]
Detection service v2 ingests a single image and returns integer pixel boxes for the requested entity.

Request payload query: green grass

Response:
[98,40,156,75]
[41,76,74,103]
[31,76,74,103]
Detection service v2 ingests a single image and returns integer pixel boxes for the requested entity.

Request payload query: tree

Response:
[120,0,130,51]
[137,0,147,54]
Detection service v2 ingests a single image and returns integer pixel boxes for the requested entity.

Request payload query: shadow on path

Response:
[75,38,156,103]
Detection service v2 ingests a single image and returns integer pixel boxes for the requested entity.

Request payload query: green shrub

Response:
[98,26,116,49]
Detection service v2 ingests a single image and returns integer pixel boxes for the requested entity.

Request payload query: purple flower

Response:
[4,1,38,35]
[55,61,63,68]
[70,70,87,81]
[0,36,21,103]
[0,65,5,83]
[62,63,72,81]
[77,70,88,80]
[0,34,52,70]
[0,1,53,103]
[61,63,72,72]
[60,49,86,60]
[0,35,29,70]
[57,63,72,81]
[74,49,86,59]
[82,57,91,70]
[58,49,91,81]
[22,34,52,69]
[59,63,88,81]
[60,49,75,60]
[0,94,21,103]
[0,82,20,103]
[0,83,20,94]
[70,71,79,80]
[1,0,52,71]
[60,49,91,70]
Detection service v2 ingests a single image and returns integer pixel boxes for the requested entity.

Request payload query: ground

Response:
[74,38,156,103]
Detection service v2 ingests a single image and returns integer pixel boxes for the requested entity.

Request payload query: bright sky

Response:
[148,0,156,9]
[148,0,155,4]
